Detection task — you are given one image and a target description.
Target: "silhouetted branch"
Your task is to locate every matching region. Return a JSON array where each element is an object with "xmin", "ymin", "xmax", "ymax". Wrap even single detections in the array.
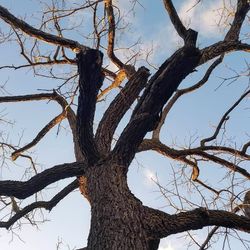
[
  {"xmin": 162, "ymin": 0, "xmax": 187, "ymax": 40},
  {"xmin": 200, "ymin": 41, "xmax": 250, "ymax": 65},
  {"xmin": 0, "ymin": 5, "xmax": 88, "ymax": 52},
  {"xmin": 199, "ymin": 226, "xmax": 220, "ymax": 250},
  {"xmin": 144, "ymin": 207, "xmax": 250, "ymax": 240},
  {"xmin": 0, "ymin": 179, "xmax": 78, "ymax": 229},
  {"xmin": 0, "ymin": 92, "xmax": 56, "ymax": 103},
  {"xmin": 0, "ymin": 162, "xmax": 86, "ymax": 199}
]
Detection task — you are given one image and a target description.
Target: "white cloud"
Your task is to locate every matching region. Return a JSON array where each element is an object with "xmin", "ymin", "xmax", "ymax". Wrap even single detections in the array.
[{"xmin": 178, "ymin": 0, "xmax": 236, "ymax": 39}]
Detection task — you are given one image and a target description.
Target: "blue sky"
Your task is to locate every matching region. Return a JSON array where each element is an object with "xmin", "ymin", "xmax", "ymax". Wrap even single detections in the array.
[{"xmin": 0, "ymin": 0, "xmax": 249, "ymax": 249}]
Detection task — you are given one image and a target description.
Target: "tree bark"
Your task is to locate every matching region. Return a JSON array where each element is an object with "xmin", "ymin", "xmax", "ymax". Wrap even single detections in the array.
[{"xmin": 86, "ymin": 162, "xmax": 154, "ymax": 250}]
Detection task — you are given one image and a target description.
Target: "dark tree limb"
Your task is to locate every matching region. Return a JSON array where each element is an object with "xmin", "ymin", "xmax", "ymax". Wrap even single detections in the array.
[
  {"xmin": 224, "ymin": 0, "xmax": 250, "ymax": 41},
  {"xmin": 153, "ymin": 55, "xmax": 223, "ymax": 139},
  {"xmin": 95, "ymin": 67, "xmax": 150, "ymax": 154},
  {"xmin": 0, "ymin": 5, "xmax": 88, "ymax": 52},
  {"xmin": 162, "ymin": 0, "xmax": 187, "ymax": 40},
  {"xmin": 162, "ymin": 0, "xmax": 198, "ymax": 46},
  {"xmin": 144, "ymin": 207, "xmax": 250, "ymax": 240},
  {"xmin": 199, "ymin": 41, "xmax": 250, "ymax": 65},
  {"xmin": 0, "ymin": 162, "xmax": 86, "ymax": 199},
  {"xmin": 199, "ymin": 0, "xmax": 249, "ymax": 64},
  {"xmin": 242, "ymin": 141, "xmax": 250, "ymax": 154},
  {"xmin": 201, "ymin": 89, "xmax": 250, "ymax": 146},
  {"xmin": 0, "ymin": 91, "xmax": 86, "ymax": 195},
  {"xmin": 0, "ymin": 179, "xmax": 78, "ymax": 229},
  {"xmin": 112, "ymin": 46, "xmax": 201, "ymax": 166},
  {"xmin": 76, "ymin": 49, "xmax": 104, "ymax": 164}
]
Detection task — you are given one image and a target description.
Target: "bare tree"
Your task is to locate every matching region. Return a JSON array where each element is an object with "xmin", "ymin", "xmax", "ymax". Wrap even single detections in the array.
[{"xmin": 0, "ymin": 0, "xmax": 250, "ymax": 249}]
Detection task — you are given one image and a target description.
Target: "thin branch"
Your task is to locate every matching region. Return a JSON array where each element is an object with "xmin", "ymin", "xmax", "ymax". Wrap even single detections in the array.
[
  {"xmin": 0, "ymin": 59, "xmax": 75, "ymax": 70},
  {"xmin": 102, "ymin": 68, "xmax": 117, "ymax": 79},
  {"xmin": 11, "ymin": 111, "xmax": 66, "ymax": 161},
  {"xmin": 199, "ymin": 226, "xmax": 220, "ymax": 250},
  {"xmin": 0, "ymin": 179, "xmax": 78, "ymax": 229},
  {"xmin": 0, "ymin": 92, "xmax": 56, "ymax": 103},
  {"xmin": 0, "ymin": 92, "xmax": 81, "ymax": 160},
  {"xmin": 0, "ymin": 5, "xmax": 88, "ymax": 52},
  {"xmin": 201, "ymin": 89, "xmax": 250, "ymax": 146},
  {"xmin": 104, "ymin": 0, "xmax": 124, "ymax": 69},
  {"xmin": 139, "ymin": 139, "xmax": 250, "ymax": 179},
  {"xmin": 0, "ymin": 162, "xmax": 86, "ymax": 199},
  {"xmin": 97, "ymin": 69, "xmax": 126, "ymax": 100}
]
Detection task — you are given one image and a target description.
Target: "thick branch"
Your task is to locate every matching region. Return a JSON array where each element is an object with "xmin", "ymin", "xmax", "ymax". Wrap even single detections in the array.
[
  {"xmin": 153, "ymin": 56, "xmax": 223, "ymax": 139},
  {"xmin": 112, "ymin": 46, "xmax": 200, "ymax": 166},
  {"xmin": 199, "ymin": 0, "xmax": 249, "ymax": 64},
  {"xmin": 144, "ymin": 207, "xmax": 250, "ymax": 239},
  {"xmin": 201, "ymin": 89, "xmax": 250, "ymax": 146},
  {"xmin": 162, "ymin": 0, "xmax": 186, "ymax": 39},
  {"xmin": 224, "ymin": 0, "xmax": 250, "ymax": 41},
  {"xmin": 76, "ymin": 49, "xmax": 104, "ymax": 164},
  {"xmin": 0, "ymin": 162, "xmax": 86, "ymax": 199},
  {"xmin": 0, "ymin": 5, "xmax": 88, "ymax": 52},
  {"xmin": 0, "ymin": 179, "xmax": 78, "ymax": 229},
  {"xmin": 95, "ymin": 67, "xmax": 150, "ymax": 154},
  {"xmin": 162, "ymin": 0, "xmax": 198, "ymax": 46},
  {"xmin": 199, "ymin": 41, "xmax": 250, "ymax": 65}
]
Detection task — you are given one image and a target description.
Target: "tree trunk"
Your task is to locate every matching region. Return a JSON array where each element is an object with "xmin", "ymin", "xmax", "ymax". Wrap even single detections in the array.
[{"xmin": 86, "ymin": 162, "xmax": 156, "ymax": 250}]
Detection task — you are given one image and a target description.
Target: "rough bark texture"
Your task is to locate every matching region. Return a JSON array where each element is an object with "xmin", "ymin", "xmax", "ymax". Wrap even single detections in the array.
[
  {"xmin": 0, "ymin": 1, "xmax": 249, "ymax": 248},
  {"xmin": 86, "ymin": 162, "xmax": 155, "ymax": 250}
]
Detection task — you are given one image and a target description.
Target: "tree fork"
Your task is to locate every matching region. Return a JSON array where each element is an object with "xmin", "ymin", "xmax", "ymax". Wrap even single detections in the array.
[{"xmin": 85, "ymin": 162, "xmax": 159, "ymax": 250}]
